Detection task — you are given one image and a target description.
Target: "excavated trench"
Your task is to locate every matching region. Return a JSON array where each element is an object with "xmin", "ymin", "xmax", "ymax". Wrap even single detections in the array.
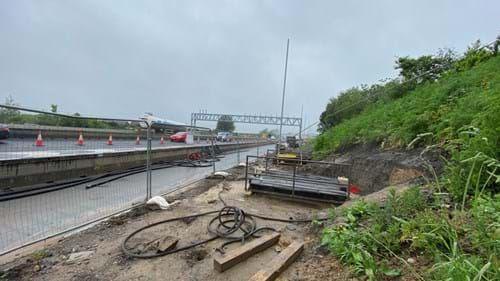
[{"xmin": 300, "ymin": 145, "xmax": 443, "ymax": 195}]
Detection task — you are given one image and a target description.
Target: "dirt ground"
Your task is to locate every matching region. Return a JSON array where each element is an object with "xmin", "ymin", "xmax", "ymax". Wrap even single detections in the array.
[
  {"xmin": 300, "ymin": 144, "xmax": 441, "ymax": 196},
  {"xmin": 0, "ymin": 163, "xmax": 411, "ymax": 281}
]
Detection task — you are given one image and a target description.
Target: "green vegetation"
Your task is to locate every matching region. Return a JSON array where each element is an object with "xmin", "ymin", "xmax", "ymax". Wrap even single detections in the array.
[
  {"xmin": 318, "ymin": 40, "xmax": 498, "ymax": 133},
  {"xmin": 215, "ymin": 114, "xmax": 235, "ymax": 132},
  {"xmin": 315, "ymin": 54, "xmax": 499, "ymax": 153},
  {"xmin": 259, "ymin": 128, "xmax": 278, "ymax": 138},
  {"xmin": 322, "ymin": 190, "xmax": 499, "ymax": 280},
  {"xmin": 31, "ymin": 249, "xmax": 51, "ymax": 261},
  {"xmin": 0, "ymin": 98, "xmax": 127, "ymax": 129},
  {"xmin": 316, "ymin": 39, "xmax": 500, "ymax": 280}
]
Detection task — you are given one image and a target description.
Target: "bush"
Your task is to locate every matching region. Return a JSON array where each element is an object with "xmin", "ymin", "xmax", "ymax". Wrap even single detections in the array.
[
  {"xmin": 322, "ymin": 200, "xmax": 401, "ymax": 280},
  {"xmin": 470, "ymin": 195, "xmax": 500, "ymax": 258},
  {"xmin": 322, "ymin": 189, "xmax": 500, "ymax": 280},
  {"xmin": 395, "ymin": 49, "xmax": 456, "ymax": 83},
  {"xmin": 454, "ymin": 40, "xmax": 496, "ymax": 72}
]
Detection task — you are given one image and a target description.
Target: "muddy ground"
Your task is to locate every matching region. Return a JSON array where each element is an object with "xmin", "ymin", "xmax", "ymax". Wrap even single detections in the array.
[{"xmin": 0, "ymin": 156, "xmax": 419, "ymax": 281}]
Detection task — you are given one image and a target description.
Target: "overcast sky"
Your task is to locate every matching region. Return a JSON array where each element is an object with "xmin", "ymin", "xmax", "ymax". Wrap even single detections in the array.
[{"xmin": 0, "ymin": 1, "xmax": 498, "ymax": 133}]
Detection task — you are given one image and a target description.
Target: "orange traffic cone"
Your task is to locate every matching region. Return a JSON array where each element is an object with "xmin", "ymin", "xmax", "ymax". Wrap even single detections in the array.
[
  {"xmin": 77, "ymin": 130, "xmax": 84, "ymax": 146},
  {"xmin": 135, "ymin": 135, "xmax": 140, "ymax": 145},
  {"xmin": 107, "ymin": 134, "xmax": 113, "ymax": 145},
  {"xmin": 160, "ymin": 136, "xmax": 165, "ymax": 145},
  {"xmin": 35, "ymin": 131, "xmax": 44, "ymax": 147}
]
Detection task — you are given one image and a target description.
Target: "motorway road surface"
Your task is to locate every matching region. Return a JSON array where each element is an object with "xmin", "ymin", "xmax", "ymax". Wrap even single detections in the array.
[
  {"xmin": 0, "ymin": 138, "xmax": 236, "ymax": 160},
  {"xmin": 0, "ymin": 144, "xmax": 273, "ymax": 253}
]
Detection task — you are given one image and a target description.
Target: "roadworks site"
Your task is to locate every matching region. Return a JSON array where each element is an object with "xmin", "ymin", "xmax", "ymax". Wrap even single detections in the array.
[
  {"xmin": 0, "ymin": 145, "xmax": 433, "ymax": 281},
  {"xmin": 2, "ymin": 41, "xmax": 499, "ymax": 281}
]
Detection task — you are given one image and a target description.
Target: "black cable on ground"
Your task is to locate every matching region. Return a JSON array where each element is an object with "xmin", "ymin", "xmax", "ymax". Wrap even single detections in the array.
[
  {"xmin": 121, "ymin": 210, "xmax": 220, "ymax": 259},
  {"xmin": 0, "ymin": 158, "xmax": 219, "ymax": 201},
  {"xmin": 86, "ymin": 160, "xmax": 214, "ymax": 189},
  {"xmin": 1, "ymin": 162, "xmax": 148, "ymax": 197},
  {"xmin": 121, "ymin": 181, "xmax": 329, "ymax": 259},
  {"xmin": 0, "ymin": 163, "xmax": 156, "ymax": 201}
]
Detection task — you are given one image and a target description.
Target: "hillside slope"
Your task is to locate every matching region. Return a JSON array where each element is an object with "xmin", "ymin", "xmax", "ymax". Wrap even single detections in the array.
[
  {"xmin": 315, "ymin": 55, "xmax": 500, "ymax": 156},
  {"xmin": 316, "ymin": 54, "xmax": 499, "ymax": 280}
]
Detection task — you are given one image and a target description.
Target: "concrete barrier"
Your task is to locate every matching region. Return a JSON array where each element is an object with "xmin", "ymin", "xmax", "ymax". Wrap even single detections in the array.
[
  {"xmin": 8, "ymin": 124, "xmax": 147, "ymax": 140},
  {"xmin": 7, "ymin": 124, "xmax": 261, "ymax": 142},
  {"xmin": 0, "ymin": 141, "xmax": 270, "ymax": 190}
]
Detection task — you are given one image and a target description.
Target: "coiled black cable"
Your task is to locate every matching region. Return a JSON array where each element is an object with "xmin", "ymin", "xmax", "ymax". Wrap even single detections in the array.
[
  {"xmin": 121, "ymin": 184, "xmax": 328, "ymax": 259},
  {"xmin": 121, "ymin": 205, "xmax": 284, "ymax": 258}
]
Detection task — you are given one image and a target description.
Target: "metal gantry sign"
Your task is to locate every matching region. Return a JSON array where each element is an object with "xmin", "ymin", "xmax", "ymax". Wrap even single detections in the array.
[{"xmin": 190, "ymin": 112, "xmax": 303, "ymax": 138}]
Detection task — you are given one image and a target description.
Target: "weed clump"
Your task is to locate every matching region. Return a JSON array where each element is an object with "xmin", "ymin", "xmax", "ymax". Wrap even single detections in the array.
[{"xmin": 322, "ymin": 190, "xmax": 499, "ymax": 280}]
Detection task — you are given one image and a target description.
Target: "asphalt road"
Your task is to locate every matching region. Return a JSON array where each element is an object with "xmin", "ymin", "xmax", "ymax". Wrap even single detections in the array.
[
  {"xmin": 0, "ymin": 144, "xmax": 273, "ymax": 254},
  {"xmin": 0, "ymin": 138, "xmax": 234, "ymax": 160}
]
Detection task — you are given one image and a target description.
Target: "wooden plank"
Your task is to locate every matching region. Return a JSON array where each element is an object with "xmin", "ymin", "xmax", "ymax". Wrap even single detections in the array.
[
  {"xmin": 248, "ymin": 241, "xmax": 304, "ymax": 281},
  {"xmin": 213, "ymin": 232, "xmax": 281, "ymax": 272}
]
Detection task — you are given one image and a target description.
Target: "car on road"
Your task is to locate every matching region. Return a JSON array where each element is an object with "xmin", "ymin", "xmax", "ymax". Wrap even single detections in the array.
[
  {"xmin": 169, "ymin": 131, "xmax": 188, "ymax": 142},
  {"xmin": 0, "ymin": 124, "xmax": 10, "ymax": 139},
  {"xmin": 216, "ymin": 131, "xmax": 233, "ymax": 142}
]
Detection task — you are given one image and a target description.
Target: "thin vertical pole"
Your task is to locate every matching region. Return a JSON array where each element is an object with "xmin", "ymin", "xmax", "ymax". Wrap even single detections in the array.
[
  {"xmin": 299, "ymin": 104, "xmax": 303, "ymax": 140},
  {"xmin": 146, "ymin": 125, "xmax": 152, "ymax": 199},
  {"xmin": 210, "ymin": 132, "xmax": 216, "ymax": 173},
  {"xmin": 277, "ymin": 38, "xmax": 290, "ymax": 154},
  {"xmin": 237, "ymin": 139, "xmax": 240, "ymax": 164},
  {"xmin": 244, "ymin": 155, "xmax": 249, "ymax": 191}
]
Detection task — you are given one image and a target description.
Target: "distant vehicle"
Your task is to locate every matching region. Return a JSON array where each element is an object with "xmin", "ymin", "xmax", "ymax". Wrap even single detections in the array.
[
  {"xmin": 286, "ymin": 136, "xmax": 299, "ymax": 148},
  {"xmin": 278, "ymin": 142, "xmax": 289, "ymax": 151},
  {"xmin": 169, "ymin": 131, "xmax": 188, "ymax": 142},
  {"xmin": 0, "ymin": 124, "xmax": 9, "ymax": 140},
  {"xmin": 216, "ymin": 132, "xmax": 233, "ymax": 142}
]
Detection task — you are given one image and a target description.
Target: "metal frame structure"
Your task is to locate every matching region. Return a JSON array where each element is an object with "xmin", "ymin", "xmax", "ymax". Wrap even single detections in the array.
[
  {"xmin": 244, "ymin": 155, "xmax": 352, "ymax": 204},
  {"xmin": 190, "ymin": 112, "xmax": 303, "ymax": 139}
]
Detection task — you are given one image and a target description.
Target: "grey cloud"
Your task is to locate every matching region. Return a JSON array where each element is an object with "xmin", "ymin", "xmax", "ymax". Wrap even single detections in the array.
[{"xmin": 1, "ymin": 0, "xmax": 498, "ymax": 133}]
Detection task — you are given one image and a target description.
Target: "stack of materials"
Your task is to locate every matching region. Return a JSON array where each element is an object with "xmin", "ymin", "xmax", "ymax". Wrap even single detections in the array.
[{"xmin": 249, "ymin": 169, "xmax": 349, "ymax": 203}]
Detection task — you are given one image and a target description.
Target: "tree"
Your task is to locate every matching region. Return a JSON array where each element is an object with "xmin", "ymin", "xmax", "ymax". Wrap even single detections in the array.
[
  {"xmin": 454, "ymin": 40, "xmax": 496, "ymax": 72},
  {"xmin": 215, "ymin": 115, "xmax": 235, "ymax": 132},
  {"xmin": 259, "ymin": 128, "xmax": 278, "ymax": 138},
  {"xmin": 259, "ymin": 128, "xmax": 269, "ymax": 138},
  {"xmin": 50, "ymin": 104, "xmax": 58, "ymax": 113},
  {"xmin": 0, "ymin": 95, "xmax": 20, "ymax": 123},
  {"xmin": 318, "ymin": 86, "xmax": 373, "ymax": 131},
  {"xmin": 395, "ymin": 49, "xmax": 456, "ymax": 84}
]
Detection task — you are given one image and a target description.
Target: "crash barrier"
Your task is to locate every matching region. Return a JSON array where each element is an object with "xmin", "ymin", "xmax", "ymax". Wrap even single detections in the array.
[{"xmin": 0, "ymin": 104, "xmax": 270, "ymax": 255}]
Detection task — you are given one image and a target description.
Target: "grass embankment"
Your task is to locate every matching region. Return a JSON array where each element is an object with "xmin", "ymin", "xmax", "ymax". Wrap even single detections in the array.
[{"xmin": 316, "ymin": 55, "xmax": 499, "ymax": 280}]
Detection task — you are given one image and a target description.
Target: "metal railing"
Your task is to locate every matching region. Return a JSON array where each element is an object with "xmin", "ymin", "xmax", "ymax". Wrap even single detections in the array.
[
  {"xmin": 244, "ymin": 155, "xmax": 352, "ymax": 203},
  {"xmin": 0, "ymin": 104, "xmax": 270, "ymax": 255}
]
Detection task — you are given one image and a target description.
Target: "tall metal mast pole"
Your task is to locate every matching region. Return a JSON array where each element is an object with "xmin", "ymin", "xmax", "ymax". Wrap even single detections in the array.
[
  {"xmin": 299, "ymin": 104, "xmax": 303, "ymax": 140},
  {"xmin": 277, "ymin": 38, "xmax": 290, "ymax": 153}
]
